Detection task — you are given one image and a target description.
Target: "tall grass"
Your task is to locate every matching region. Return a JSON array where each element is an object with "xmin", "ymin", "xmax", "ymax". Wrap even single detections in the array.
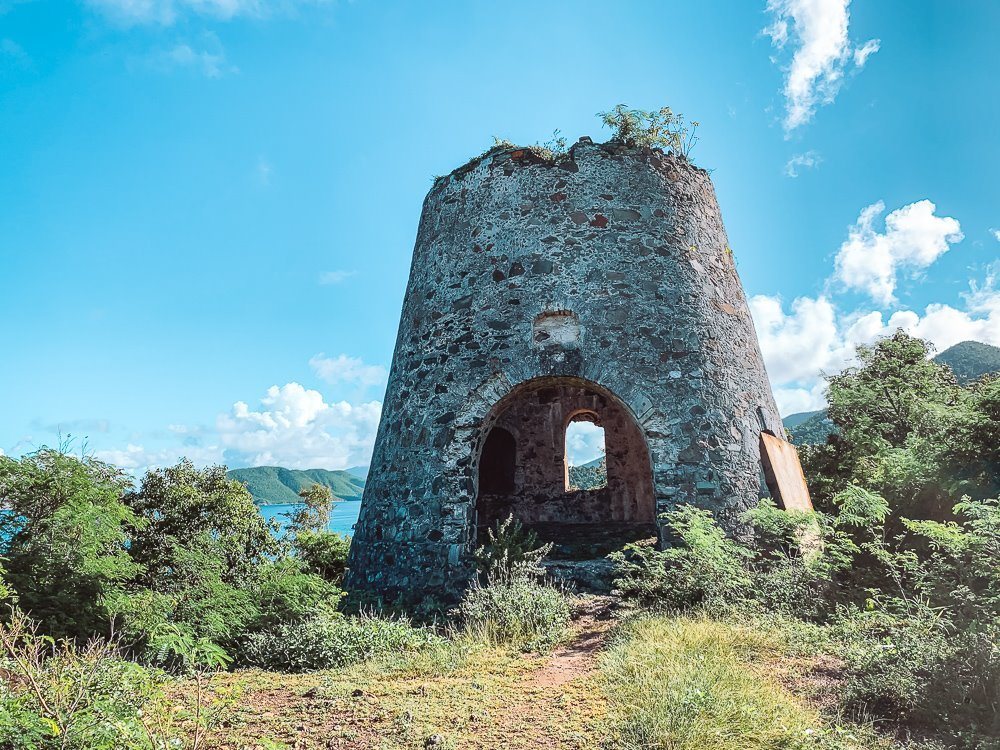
[{"xmin": 600, "ymin": 615, "xmax": 873, "ymax": 750}]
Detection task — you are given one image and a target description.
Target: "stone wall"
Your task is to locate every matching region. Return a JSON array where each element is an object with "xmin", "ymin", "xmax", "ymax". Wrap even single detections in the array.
[{"xmin": 346, "ymin": 138, "xmax": 784, "ymax": 604}]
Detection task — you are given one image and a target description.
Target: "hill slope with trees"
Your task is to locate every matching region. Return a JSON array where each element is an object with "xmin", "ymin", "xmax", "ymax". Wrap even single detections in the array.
[
  {"xmin": 227, "ymin": 466, "xmax": 364, "ymax": 505},
  {"xmin": 785, "ymin": 339, "xmax": 1000, "ymax": 444}
]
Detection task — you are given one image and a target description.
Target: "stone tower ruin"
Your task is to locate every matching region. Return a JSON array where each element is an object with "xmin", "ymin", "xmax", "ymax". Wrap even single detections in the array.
[{"xmin": 346, "ymin": 138, "xmax": 785, "ymax": 603}]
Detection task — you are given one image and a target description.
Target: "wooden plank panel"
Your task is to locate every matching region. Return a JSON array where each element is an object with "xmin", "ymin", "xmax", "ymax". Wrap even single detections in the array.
[{"xmin": 760, "ymin": 432, "xmax": 814, "ymax": 513}]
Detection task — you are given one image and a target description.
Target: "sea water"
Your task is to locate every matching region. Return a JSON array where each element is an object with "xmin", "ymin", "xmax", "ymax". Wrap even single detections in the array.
[{"xmin": 258, "ymin": 500, "xmax": 361, "ymax": 537}]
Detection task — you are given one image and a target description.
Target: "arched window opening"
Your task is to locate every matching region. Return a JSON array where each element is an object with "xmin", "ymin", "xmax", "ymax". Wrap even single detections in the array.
[
  {"xmin": 564, "ymin": 414, "xmax": 607, "ymax": 491},
  {"xmin": 480, "ymin": 427, "xmax": 516, "ymax": 494}
]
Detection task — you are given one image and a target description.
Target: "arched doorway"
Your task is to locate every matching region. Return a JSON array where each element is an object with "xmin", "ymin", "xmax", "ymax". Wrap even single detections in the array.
[{"xmin": 475, "ymin": 376, "xmax": 656, "ymax": 550}]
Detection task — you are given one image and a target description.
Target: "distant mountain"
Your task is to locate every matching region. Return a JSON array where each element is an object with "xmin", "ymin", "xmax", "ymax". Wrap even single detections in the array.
[
  {"xmin": 782, "ymin": 340, "xmax": 1000, "ymax": 445},
  {"xmin": 568, "ymin": 456, "xmax": 607, "ymax": 491},
  {"xmin": 934, "ymin": 340, "xmax": 1000, "ymax": 384},
  {"xmin": 782, "ymin": 410, "xmax": 824, "ymax": 429},
  {"xmin": 345, "ymin": 465, "xmax": 370, "ymax": 482},
  {"xmin": 785, "ymin": 411, "xmax": 836, "ymax": 446},
  {"xmin": 228, "ymin": 466, "xmax": 365, "ymax": 506}
]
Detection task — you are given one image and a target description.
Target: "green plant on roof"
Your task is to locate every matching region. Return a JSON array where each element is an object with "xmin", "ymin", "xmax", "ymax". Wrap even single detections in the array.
[{"xmin": 598, "ymin": 104, "xmax": 699, "ymax": 158}]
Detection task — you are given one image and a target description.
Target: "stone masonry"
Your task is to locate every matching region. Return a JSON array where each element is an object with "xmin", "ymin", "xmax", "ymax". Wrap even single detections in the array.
[{"xmin": 345, "ymin": 138, "xmax": 784, "ymax": 604}]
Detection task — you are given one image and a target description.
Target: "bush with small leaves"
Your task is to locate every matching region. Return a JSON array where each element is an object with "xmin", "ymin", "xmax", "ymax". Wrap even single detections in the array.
[
  {"xmin": 293, "ymin": 530, "xmax": 352, "ymax": 585},
  {"xmin": 242, "ymin": 612, "xmax": 441, "ymax": 672},
  {"xmin": 458, "ymin": 578, "xmax": 570, "ymax": 653},
  {"xmin": 473, "ymin": 514, "xmax": 553, "ymax": 585},
  {"xmin": 611, "ymin": 506, "xmax": 752, "ymax": 610},
  {"xmin": 0, "ymin": 607, "xmax": 225, "ymax": 750}
]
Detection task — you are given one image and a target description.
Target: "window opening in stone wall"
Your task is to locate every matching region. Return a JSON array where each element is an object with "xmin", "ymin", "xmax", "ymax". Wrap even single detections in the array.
[
  {"xmin": 480, "ymin": 426, "xmax": 516, "ymax": 494},
  {"xmin": 564, "ymin": 415, "xmax": 607, "ymax": 492}
]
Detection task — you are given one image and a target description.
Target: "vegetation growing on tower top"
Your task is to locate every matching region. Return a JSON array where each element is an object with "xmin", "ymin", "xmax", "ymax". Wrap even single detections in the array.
[{"xmin": 597, "ymin": 104, "xmax": 699, "ymax": 158}]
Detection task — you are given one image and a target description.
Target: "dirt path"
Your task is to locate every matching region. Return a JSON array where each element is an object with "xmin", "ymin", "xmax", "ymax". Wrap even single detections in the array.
[
  {"xmin": 189, "ymin": 598, "xmax": 616, "ymax": 749},
  {"xmin": 460, "ymin": 596, "xmax": 615, "ymax": 750}
]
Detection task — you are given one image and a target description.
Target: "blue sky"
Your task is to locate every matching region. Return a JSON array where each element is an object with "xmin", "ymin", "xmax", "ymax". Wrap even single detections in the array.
[{"xmin": 1, "ymin": 0, "xmax": 998, "ymax": 471}]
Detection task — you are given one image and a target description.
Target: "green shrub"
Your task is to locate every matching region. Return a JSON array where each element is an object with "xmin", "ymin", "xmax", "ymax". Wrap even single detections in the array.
[
  {"xmin": 611, "ymin": 506, "xmax": 752, "ymax": 610},
  {"xmin": 293, "ymin": 530, "xmax": 351, "ymax": 584},
  {"xmin": 473, "ymin": 514, "xmax": 552, "ymax": 585},
  {"xmin": 837, "ymin": 601, "xmax": 999, "ymax": 741},
  {"xmin": 458, "ymin": 577, "xmax": 570, "ymax": 653},
  {"xmin": 0, "ymin": 608, "xmax": 161, "ymax": 749},
  {"xmin": 249, "ymin": 558, "xmax": 342, "ymax": 631},
  {"xmin": 242, "ymin": 612, "xmax": 440, "ymax": 672},
  {"xmin": 597, "ymin": 104, "xmax": 699, "ymax": 157}
]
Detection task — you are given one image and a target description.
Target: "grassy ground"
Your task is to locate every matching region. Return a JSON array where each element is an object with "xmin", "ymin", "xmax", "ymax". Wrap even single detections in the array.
[
  {"xmin": 174, "ymin": 601, "xmax": 899, "ymax": 750},
  {"xmin": 600, "ymin": 614, "xmax": 890, "ymax": 750}
]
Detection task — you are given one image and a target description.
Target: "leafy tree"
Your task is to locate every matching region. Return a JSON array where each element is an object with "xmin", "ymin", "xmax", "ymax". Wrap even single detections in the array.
[
  {"xmin": 802, "ymin": 331, "xmax": 970, "ymax": 520},
  {"xmin": 120, "ymin": 461, "xmax": 277, "ymax": 651},
  {"xmin": 827, "ymin": 331, "xmax": 958, "ymax": 450},
  {"xmin": 940, "ymin": 375, "xmax": 1000, "ymax": 500},
  {"xmin": 125, "ymin": 461, "xmax": 275, "ymax": 588},
  {"xmin": 0, "ymin": 449, "xmax": 140, "ymax": 640},
  {"xmin": 287, "ymin": 483, "xmax": 334, "ymax": 536}
]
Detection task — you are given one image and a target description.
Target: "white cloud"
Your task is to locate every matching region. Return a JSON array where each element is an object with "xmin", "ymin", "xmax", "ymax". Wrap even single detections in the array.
[
  {"xmin": 853, "ymin": 38, "xmax": 880, "ymax": 67},
  {"xmin": 783, "ymin": 150, "xmax": 821, "ymax": 177},
  {"xmin": 765, "ymin": 0, "xmax": 880, "ymax": 132},
  {"xmin": 751, "ymin": 271, "xmax": 1000, "ymax": 415},
  {"xmin": 309, "ymin": 353, "xmax": 387, "ymax": 390},
  {"xmin": 94, "ymin": 442, "xmax": 222, "ymax": 471},
  {"xmin": 147, "ymin": 40, "xmax": 235, "ymax": 77},
  {"xmin": 318, "ymin": 270, "xmax": 355, "ymax": 285},
  {"xmin": 990, "ymin": 228, "xmax": 1000, "ymax": 242},
  {"xmin": 565, "ymin": 420, "xmax": 605, "ymax": 466},
  {"xmin": 216, "ymin": 382, "xmax": 381, "ymax": 469},
  {"xmin": 86, "ymin": 0, "xmax": 329, "ymax": 26},
  {"xmin": 833, "ymin": 200, "xmax": 963, "ymax": 306}
]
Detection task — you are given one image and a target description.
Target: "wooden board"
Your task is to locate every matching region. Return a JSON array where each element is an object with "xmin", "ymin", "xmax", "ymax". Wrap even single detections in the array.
[{"xmin": 760, "ymin": 432, "xmax": 814, "ymax": 513}]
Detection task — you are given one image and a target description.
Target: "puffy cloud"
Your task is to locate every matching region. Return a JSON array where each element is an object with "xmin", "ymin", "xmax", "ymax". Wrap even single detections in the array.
[
  {"xmin": 216, "ymin": 382, "xmax": 381, "ymax": 469},
  {"xmin": 833, "ymin": 200, "xmax": 963, "ymax": 306},
  {"xmin": 565, "ymin": 420, "xmax": 605, "ymax": 466},
  {"xmin": 309, "ymin": 353, "xmax": 387, "ymax": 390},
  {"xmin": 783, "ymin": 150, "xmax": 821, "ymax": 177},
  {"xmin": 318, "ymin": 270, "xmax": 355, "ymax": 285},
  {"xmin": 86, "ymin": 0, "xmax": 329, "ymax": 26},
  {"xmin": 751, "ymin": 272, "xmax": 1000, "ymax": 415},
  {"xmin": 765, "ymin": 0, "xmax": 880, "ymax": 132},
  {"xmin": 94, "ymin": 442, "xmax": 222, "ymax": 471},
  {"xmin": 991, "ymin": 228, "xmax": 1000, "ymax": 242}
]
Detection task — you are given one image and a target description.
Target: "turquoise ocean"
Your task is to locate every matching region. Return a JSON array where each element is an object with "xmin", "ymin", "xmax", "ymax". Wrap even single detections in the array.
[{"xmin": 258, "ymin": 500, "xmax": 361, "ymax": 537}]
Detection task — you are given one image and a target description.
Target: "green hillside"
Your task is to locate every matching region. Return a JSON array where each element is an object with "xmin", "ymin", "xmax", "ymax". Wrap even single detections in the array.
[
  {"xmin": 781, "ymin": 409, "xmax": 823, "ymax": 429},
  {"xmin": 568, "ymin": 456, "xmax": 607, "ymax": 491},
  {"xmin": 227, "ymin": 466, "xmax": 365, "ymax": 505},
  {"xmin": 783, "ymin": 340, "xmax": 1000, "ymax": 445},
  {"xmin": 934, "ymin": 340, "xmax": 1000, "ymax": 384},
  {"xmin": 785, "ymin": 410, "xmax": 836, "ymax": 445}
]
